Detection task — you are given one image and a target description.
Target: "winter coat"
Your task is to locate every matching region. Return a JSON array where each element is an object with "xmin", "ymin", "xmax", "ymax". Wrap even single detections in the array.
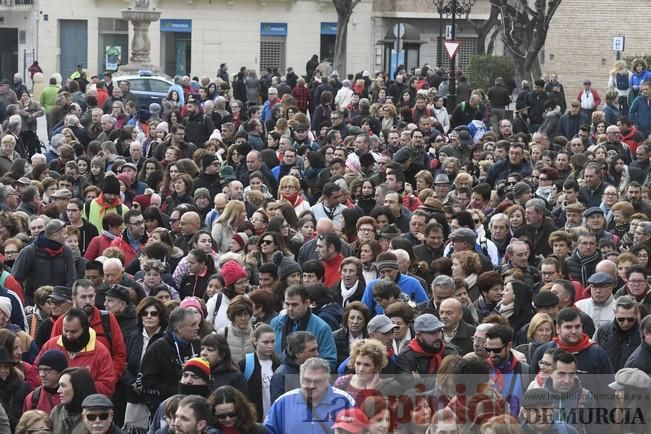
[
  {"xmin": 110, "ymin": 230, "xmax": 147, "ymax": 268},
  {"xmin": 84, "ymin": 233, "xmax": 115, "ymax": 261},
  {"xmin": 217, "ymin": 324, "xmax": 254, "ymax": 364},
  {"xmin": 123, "ymin": 327, "xmax": 165, "ymax": 403},
  {"xmin": 512, "ymin": 221, "xmax": 557, "ymax": 257},
  {"xmin": 566, "ymin": 250, "xmax": 601, "ymax": 287},
  {"xmin": 238, "ymin": 353, "xmax": 280, "ymax": 421},
  {"xmin": 11, "ymin": 233, "xmax": 76, "ymax": 302},
  {"xmin": 38, "ymin": 328, "xmax": 117, "ymax": 396},
  {"xmin": 209, "ymin": 360, "xmax": 248, "ymax": 395},
  {"xmin": 271, "ymin": 311, "xmax": 337, "ymax": 370},
  {"xmin": 0, "ymin": 373, "xmax": 31, "ymax": 430},
  {"xmin": 594, "ymin": 319, "xmax": 641, "ymax": 371},
  {"xmin": 396, "ymin": 340, "xmax": 459, "ymax": 390},
  {"xmin": 312, "ymin": 302, "xmax": 343, "ymax": 331},
  {"xmin": 625, "ymin": 340, "xmax": 651, "ymax": 374},
  {"xmin": 270, "ymin": 354, "xmax": 300, "ymax": 402},
  {"xmin": 50, "ymin": 405, "xmax": 86, "ymax": 434},
  {"xmin": 140, "ymin": 331, "xmax": 200, "ymax": 412},
  {"xmin": 543, "ymin": 376, "xmax": 595, "ymax": 433}
]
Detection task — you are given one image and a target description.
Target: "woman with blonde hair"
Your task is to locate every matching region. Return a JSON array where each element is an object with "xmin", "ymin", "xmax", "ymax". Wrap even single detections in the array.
[
  {"xmin": 608, "ymin": 59, "xmax": 632, "ymax": 114},
  {"xmin": 211, "ymin": 200, "xmax": 246, "ymax": 253},
  {"xmin": 514, "ymin": 312, "xmax": 555, "ymax": 363},
  {"xmin": 451, "ymin": 250, "xmax": 482, "ymax": 300},
  {"xmin": 278, "ymin": 175, "xmax": 310, "ymax": 216},
  {"xmin": 334, "ymin": 339, "xmax": 391, "ymax": 402},
  {"xmin": 15, "ymin": 410, "xmax": 52, "ymax": 434}
]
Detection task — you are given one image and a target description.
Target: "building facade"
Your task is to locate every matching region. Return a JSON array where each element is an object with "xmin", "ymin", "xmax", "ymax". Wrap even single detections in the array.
[
  {"xmin": 0, "ymin": 0, "xmax": 38, "ymax": 81},
  {"xmin": 32, "ymin": 0, "xmax": 373, "ymax": 81}
]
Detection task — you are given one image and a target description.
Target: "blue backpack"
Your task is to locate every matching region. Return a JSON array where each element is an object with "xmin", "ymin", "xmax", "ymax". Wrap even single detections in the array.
[{"xmin": 243, "ymin": 353, "xmax": 255, "ymax": 381}]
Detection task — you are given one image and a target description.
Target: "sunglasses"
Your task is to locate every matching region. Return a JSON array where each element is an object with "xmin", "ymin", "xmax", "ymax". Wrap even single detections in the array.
[
  {"xmin": 616, "ymin": 317, "xmax": 636, "ymax": 323},
  {"xmin": 142, "ymin": 310, "xmax": 159, "ymax": 317},
  {"xmin": 261, "ymin": 239, "xmax": 274, "ymax": 245},
  {"xmin": 215, "ymin": 412, "xmax": 238, "ymax": 420},
  {"xmin": 484, "ymin": 345, "xmax": 505, "ymax": 354},
  {"xmin": 85, "ymin": 413, "xmax": 110, "ymax": 422}
]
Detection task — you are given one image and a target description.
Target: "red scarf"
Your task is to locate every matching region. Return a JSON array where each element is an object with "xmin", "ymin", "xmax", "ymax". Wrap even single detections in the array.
[
  {"xmin": 96, "ymin": 193, "xmax": 122, "ymax": 216},
  {"xmin": 488, "ymin": 355, "xmax": 518, "ymax": 392},
  {"xmin": 282, "ymin": 191, "xmax": 303, "ymax": 207},
  {"xmin": 407, "ymin": 339, "xmax": 444, "ymax": 374},
  {"xmin": 553, "ymin": 333, "xmax": 593, "ymax": 354}
]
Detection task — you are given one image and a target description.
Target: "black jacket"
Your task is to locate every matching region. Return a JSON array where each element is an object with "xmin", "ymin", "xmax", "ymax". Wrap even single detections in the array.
[
  {"xmin": 116, "ymin": 303, "xmax": 138, "ymax": 339},
  {"xmin": 238, "ymin": 353, "xmax": 280, "ymax": 422},
  {"xmin": 396, "ymin": 340, "xmax": 459, "ymax": 389},
  {"xmin": 270, "ymin": 353, "xmax": 299, "ymax": 402},
  {"xmin": 595, "ymin": 319, "xmax": 641, "ymax": 371},
  {"xmin": 141, "ymin": 331, "xmax": 200, "ymax": 411},
  {"xmin": 184, "ymin": 112, "xmax": 215, "ymax": 147},
  {"xmin": 449, "ymin": 320, "xmax": 476, "ymax": 356},
  {"xmin": 513, "ymin": 220, "xmax": 557, "ymax": 257},
  {"xmin": 0, "ymin": 373, "xmax": 31, "ymax": 430},
  {"xmin": 625, "ymin": 340, "xmax": 651, "ymax": 374},
  {"xmin": 123, "ymin": 327, "xmax": 165, "ymax": 403},
  {"xmin": 191, "ymin": 172, "xmax": 221, "ymax": 201},
  {"xmin": 209, "ymin": 360, "xmax": 248, "ymax": 395}
]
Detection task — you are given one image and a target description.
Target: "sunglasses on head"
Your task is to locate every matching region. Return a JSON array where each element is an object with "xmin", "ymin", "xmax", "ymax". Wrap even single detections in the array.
[{"xmin": 85, "ymin": 413, "xmax": 110, "ymax": 422}]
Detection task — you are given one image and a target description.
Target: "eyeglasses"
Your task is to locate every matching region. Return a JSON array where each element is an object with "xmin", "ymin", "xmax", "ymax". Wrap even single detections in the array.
[
  {"xmin": 616, "ymin": 317, "xmax": 636, "ymax": 323},
  {"xmin": 38, "ymin": 367, "xmax": 54, "ymax": 375},
  {"xmin": 215, "ymin": 412, "xmax": 238, "ymax": 420},
  {"xmin": 84, "ymin": 413, "xmax": 110, "ymax": 422},
  {"xmin": 130, "ymin": 220, "xmax": 144, "ymax": 226},
  {"xmin": 142, "ymin": 310, "xmax": 159, "ymax": 317},
  {"xmin": 261, "ymin": 239, "xmax": 274, "ymax": 245},
  {"xmin": 358, "ymin": 228, "xmax": 374, "ymax": 233},
  {"xmin": 484, "ymin": 345, "xmax": 505, "ymax": 354}
]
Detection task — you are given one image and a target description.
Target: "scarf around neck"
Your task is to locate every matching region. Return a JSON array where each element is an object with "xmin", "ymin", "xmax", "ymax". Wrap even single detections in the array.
[
  {"xmin": 553, "ymin": 333, "xmax": 593, "ymax": 354},
  {"xmin": 407, "ymin": 338, "xmax": 445, "ymax": 374},
  {"xmin": 488, "ymin": 355, "xmax": 519, "ymax": 392},
  {"xmin": 281, "ymin": 308, "xmax": 312, "ymax": 350},
  {"xmin": 340, "ymin": 280, "xmax": 359, "ymax": 306},
  {"xmin": 36, "ymin": 233, "xmax": 64, "ymax": 256},
  {"xmin": 282, "ymin": 191, "xmax": 303, "ymax": 207},
  {"xmin": 96, "ymin": 193, "xmax": 122, "ymax": 216},
  {"xmin": 102, "ymin": 230, "xmax": 118, "ymax": 240}
]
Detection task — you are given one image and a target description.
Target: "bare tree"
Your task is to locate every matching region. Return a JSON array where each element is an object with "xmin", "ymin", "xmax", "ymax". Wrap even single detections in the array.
[
  {"xmin": 333, "ymin": 0, "xmax": 362, "ymax": 76},
  {"xmin": 466, "ymin": 3, "xmax": 501, "ymax": 55},
  {"xmin": 492, "ymin": 0, "xmax": 561, "ymax": 83}
]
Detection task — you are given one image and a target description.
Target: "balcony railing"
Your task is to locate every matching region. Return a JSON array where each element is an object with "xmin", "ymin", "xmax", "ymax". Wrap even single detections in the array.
[{"xmin": 0, "ymin": 0, "xmax": 34, "ymax": 9}]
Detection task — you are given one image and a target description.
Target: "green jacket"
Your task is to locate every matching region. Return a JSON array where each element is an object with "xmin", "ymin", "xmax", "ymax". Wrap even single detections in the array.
[{"xmin": 40, "ymin": 84, "xmax": 59, "ymax": 114}]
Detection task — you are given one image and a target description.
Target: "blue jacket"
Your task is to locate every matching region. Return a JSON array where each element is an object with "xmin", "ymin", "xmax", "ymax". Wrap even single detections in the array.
[
  {"xmin": 270, "ymin": 353, "xmax": 300, "ymax": 402},
  {"xmin": 264, "ymin": 386, "xmax": 355, "ymax": 434},
  {"xmin": 271, "ymin": 312, "xmax": 337, "ymax": 370},
  {"xmin": 629, "ymin": 95, "xmax": 651, "ymax": 135},
  {"xmin": 361, "ymin": 273, "xmax": 428, "ymax": 314},
  {"xmin": 630, "ymin": 70, "xmax": 651, "ymax": 89}
]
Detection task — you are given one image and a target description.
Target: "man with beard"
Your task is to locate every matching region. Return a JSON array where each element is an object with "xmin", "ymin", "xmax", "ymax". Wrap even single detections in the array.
[
  {"xmin": 38, "ymin": 307, "xmax": 116, "ymax": 395},
  {"xmin": 625, "ymin": 182, "xmax": 651, "ymax": 219},
  {"xmin": 191, "ymin": 154, "xmax": 220, "ymax": 201},
  {"xmin": 141, "ymin": 307, "xmax": 201, "ymax": 412},
  {"xmin": 265, "ymin": 357, "xmax": 355, "ymax": 434},
  {"xmin": 50, "ymin": 279, "xmax": 126, "ymax": 381},
  {"xmin": 530, "ymin": 308, "xmax": 613, "ymax": 407},
  {"xmin": 396, "ymin": 313, "xmax": 458, "ymax": 390},
  {"xmin": 485, "ymin": 324, "xmax": 530, "ymax": 417}
]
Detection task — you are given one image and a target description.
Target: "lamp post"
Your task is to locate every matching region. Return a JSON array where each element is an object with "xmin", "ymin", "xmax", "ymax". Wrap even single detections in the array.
[{"xmin": 434, "ymin": 0, "xmax": 474, "ymax": 110}]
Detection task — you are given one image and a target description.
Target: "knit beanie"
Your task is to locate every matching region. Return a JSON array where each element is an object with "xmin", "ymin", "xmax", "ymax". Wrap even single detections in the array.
[
  {"xmin": 180, "ymin": 297, "xmax": 205, "ymax": 320},
  {"xmin": 156, "ymin": 121, "xmax": 169, "ymax": 133},
  {"xmin": 220, "ymin": 260, "xmax": 248, "ymax": 287},
  {"xmin": 38, "ymin": 349, "xmax": 69, "ymax": 373},
  {"xmin": 231, "ymin": 232, "xmax": 248, "ymax": 250},
  {"xmin": 0, "ymin": 296, "xmax": 11, "ymax": 319},
  {"xmin": 103, "ymin": 175, "xmax": 121, "ymax": 195},
  {"xmin": 182, "ymin": 357, "xmax": 211, "ymax": 383},
  {"xmin": 117, "ymin": 173, "xmax": 132, "ymax": 188},
  {"xmin": 273, "ymin": 251, "xmax": 302, "ymax": 282}
]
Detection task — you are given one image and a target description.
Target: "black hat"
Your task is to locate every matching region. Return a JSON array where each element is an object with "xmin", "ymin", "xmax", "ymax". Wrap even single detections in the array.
[
  {"xmin": 533, "ymin": 291, "xmax": 559, "ymax": 308},
  {"xmin": 294, "ymin": 124, "xmax": 307, "ymax": 132},
  {"xmin": 202, "ymin": 154, "xmax": 219, "ymax": 169},
  {"xmin": 49, "ymin": 286, "xmax": 72, "ymax": 303},
  {"xmin": 38, "ymin": 349, "xmax": 68, "ymax": 372},
  {"xmin": 105, "ymin": 285, "xmax": 130, "ymax": 304},
  {"xmin": 236, "ymin": 142, "xmax": 252, "ymax": 156},
  {"xmin": 103, "ymin": 175, "xmax": 121, "ymax": 195},
  {"xmin": 522, "ymin": 389, "xmax": 553, "ymax": 408},
  {"xmin": 82, "ymin": 394, "xmax": 114, "ymax": 410},
  {"xmin": 394, "ymin": 147, "xmax": 412, "ymax": 163}
]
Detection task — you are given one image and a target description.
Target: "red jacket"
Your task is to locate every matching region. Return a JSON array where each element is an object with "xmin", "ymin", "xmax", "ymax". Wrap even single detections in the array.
[
  {"xmin": 38, "ymin": 328, "xmax": 116, "ymax": 396},
  {"xmin": 0, "ymin": 270, "xmax": 24, "ymax": 303},
  {"xmin": 96, "ymin": 88, "xmax": 110, "ymax": 110},
  {"xmin": 84, "ymin": 234, "xmax": 114, "ymax": 261},
  {"xmin": 51, "ymin": 306, "xmax": 126, "ymax": 379},
  {"xmin": 110, "ymin": 232, "xmax": 144, "ymax": 267},
  {"xmin": 22, "ymin": 361, "xmax": 40, "ymax": 389},
  {"xmin": 322, "ymin": 253, "xmax": 344, "ymax": 287},
  {"xmin": 23, "ymin": 386, "xmax": 61, "ymax": 414}
]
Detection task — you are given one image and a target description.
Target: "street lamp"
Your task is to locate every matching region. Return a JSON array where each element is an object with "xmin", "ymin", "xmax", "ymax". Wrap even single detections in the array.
[{"xmin": 434, "ymin": 0, "xmax": 474, "ymax": 110}]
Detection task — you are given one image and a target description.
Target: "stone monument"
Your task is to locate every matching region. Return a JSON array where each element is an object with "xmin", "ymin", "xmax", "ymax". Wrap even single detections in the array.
[{"xmin": 118, "ymin": 0, "xmax": 162, "ymax": 74}]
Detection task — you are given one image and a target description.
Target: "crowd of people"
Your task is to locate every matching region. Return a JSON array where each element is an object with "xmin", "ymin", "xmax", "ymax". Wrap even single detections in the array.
[{"xmin": 1, "ymin": 55, "xmax": 651, "ymax": 434}]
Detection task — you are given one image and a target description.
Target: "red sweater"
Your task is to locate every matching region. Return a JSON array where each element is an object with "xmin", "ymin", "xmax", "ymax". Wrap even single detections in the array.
[{"xmin": 322, "ymin": 253, "xmax": 344, "ymax": 287}]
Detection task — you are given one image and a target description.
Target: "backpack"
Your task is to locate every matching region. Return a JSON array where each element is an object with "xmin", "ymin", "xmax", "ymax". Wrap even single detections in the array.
[
  {"xmin": 96, "ymin": 309, "xmax": 113, "ymax": 344},
  {"xmin": 615, "ymin": 72, "xmax": 630, "ymax": 91},
  {"xmin": 210, "ymin": 293, "xmax": 223, "ymax": 326},
  {"xmin": 30, "ymin": 386, "xmax": 41, "ymax": 408},
  {"xmin": 243, "ymin": 352, "xmax": 256, "ymax": 382}
]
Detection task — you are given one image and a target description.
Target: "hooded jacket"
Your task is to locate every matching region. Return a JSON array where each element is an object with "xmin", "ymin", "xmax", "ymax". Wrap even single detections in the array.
[{"xmin": 38, "ymin": 328, "xmax": 117, "ymax": 396}]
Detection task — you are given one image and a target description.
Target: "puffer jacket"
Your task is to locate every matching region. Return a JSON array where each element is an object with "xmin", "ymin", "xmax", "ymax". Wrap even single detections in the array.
[{"xmin": 217, "ymin": 324, "xmax": 254, "ymax": 364}]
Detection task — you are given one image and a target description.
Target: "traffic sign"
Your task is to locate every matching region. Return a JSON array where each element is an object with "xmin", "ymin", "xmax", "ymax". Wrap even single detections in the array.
[
  {"xmin": 444, "ymin": 40, "xmax": 461, "ymax": 59},
  {"xmin": 612, "ymin": 35, "xmax": 625, "ymax": 52}
]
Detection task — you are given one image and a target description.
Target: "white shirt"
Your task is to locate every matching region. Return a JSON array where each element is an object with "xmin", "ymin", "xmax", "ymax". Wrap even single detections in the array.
[{"xmin": 260, "ymin": 358, "xmax": 274, "ymax": 416}]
